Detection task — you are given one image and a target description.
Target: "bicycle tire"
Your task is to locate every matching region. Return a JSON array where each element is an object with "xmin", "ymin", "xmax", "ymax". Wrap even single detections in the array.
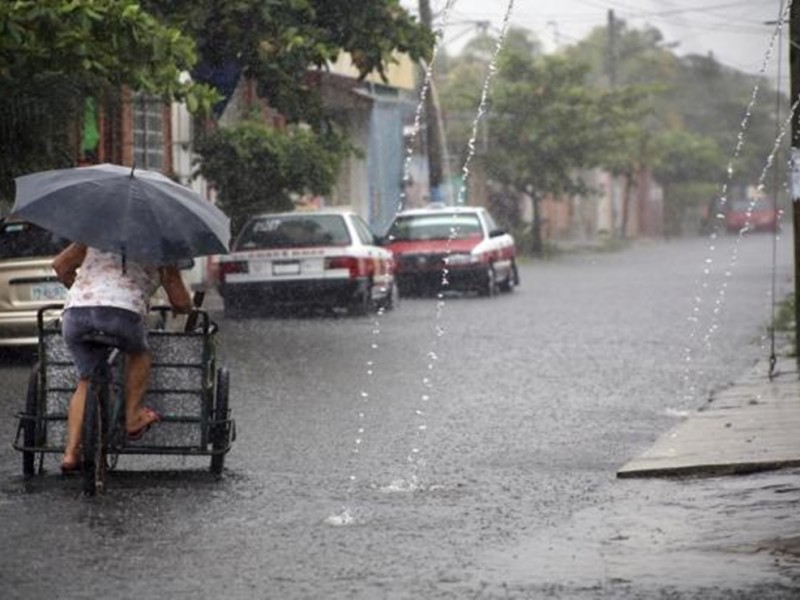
[
  {"xmin": 210, "ymin": 367, "xmax": 230, "ymax": 476},
  {"xmin": 81, "ymin": 378, "xmax": 106, "ymax": 496}
]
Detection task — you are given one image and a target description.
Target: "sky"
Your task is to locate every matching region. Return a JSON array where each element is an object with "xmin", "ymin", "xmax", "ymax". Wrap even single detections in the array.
[{"xmin": 401, "ymin": 0, "xmax": 788, "ymax": 88}]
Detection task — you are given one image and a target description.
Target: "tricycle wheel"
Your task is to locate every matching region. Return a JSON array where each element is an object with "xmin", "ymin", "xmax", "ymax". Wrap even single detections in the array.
[
  {"xmin": 22, "ymin": 364, "xmax": 39, "ymax": 478},
  {"xmin": 81, "ymin": 381, "xmax": 106, "ymax": 496},
  {"xmin": 210, "ymin": 367, "xmax": 230, "ymax": 476}
]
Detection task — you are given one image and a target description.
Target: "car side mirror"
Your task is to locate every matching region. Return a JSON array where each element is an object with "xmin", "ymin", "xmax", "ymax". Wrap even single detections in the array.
[{"xmin": 489, "ymin": 228, "xmax": 507, "ymax": 238}]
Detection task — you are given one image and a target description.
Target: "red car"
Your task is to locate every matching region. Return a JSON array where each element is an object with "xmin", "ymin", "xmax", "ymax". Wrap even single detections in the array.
[
  {"xmin": 725, "ymin": 197, "xmax": 780, "ymax": 234},
  {"xmin": 383, "ymin": 206, "xmax": 519, "ymax": 297}
]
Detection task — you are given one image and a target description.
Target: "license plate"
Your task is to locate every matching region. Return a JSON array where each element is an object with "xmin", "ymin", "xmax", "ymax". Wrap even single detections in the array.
[
  {"xmin": 31, "ymin": 282, "xmax": 67, "ymax": 301},
  {"xmin": 273, "ymin": 261, "xmax": 300, "ymax": 276}
]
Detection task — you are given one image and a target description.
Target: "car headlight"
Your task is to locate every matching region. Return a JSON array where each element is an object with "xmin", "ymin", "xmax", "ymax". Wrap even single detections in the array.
[{"xmin": 444, "ymin": 253, "xmax": 478, "ymax": 266}]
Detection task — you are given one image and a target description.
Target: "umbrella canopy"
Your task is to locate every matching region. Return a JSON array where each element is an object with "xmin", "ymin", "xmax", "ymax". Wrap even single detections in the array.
[{"xmin": 11, "ymin": 163, "xmax": 230, "ymax": 265}]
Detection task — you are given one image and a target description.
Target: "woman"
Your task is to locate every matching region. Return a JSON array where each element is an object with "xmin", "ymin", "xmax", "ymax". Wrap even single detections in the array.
[{"xmin": 53, "ymin": 243, "xmax": 192, "ymax": 472}]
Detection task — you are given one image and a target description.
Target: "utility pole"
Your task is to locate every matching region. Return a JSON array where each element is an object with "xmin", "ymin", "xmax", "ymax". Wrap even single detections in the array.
[
  {"xmin": 790, "ymin": 1, "xmax": 800, "ymax": 368},
  {"xmin": 419, "ymin": 0, "xmax": 444, "ymax": 202},
  {"xmin": 607, "ymin": 9, "xmax": 617, "ymax": 88}
]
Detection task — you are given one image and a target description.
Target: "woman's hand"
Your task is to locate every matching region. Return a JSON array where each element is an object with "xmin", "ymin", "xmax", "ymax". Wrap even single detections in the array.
[
  {"xmin": 159, "ymin": 265, "xmax": 192, "ymax": 314},
  {"xmin": 52, "ymin": 243, "xmax": 87, "ymax": 288}
]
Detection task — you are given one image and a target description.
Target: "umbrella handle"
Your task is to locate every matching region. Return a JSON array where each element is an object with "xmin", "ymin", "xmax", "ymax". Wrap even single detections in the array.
[{"xmin": 183, "ymin": 291, "xmax": 206, "ymax": 333}]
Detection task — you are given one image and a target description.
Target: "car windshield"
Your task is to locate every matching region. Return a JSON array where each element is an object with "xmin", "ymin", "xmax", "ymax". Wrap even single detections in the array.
[
  {"xmin": 235, "ymin": 214, "xmax": 352, "ymax": 249},
  {"xmin": 730, "ymin": 198, "xmax": 772, "ymax": 212},
  {"xmin": 0, "ymin": 221, "xmax": 70, "ymax": 259},
  {"xmin": 388, "ymin": 213, "xmax": 483, "ymax": 242}
]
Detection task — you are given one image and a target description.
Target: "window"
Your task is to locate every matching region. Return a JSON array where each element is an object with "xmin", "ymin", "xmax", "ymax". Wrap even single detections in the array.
[
  {"xmin": 236, "ymin": 215, "xmax": 352, "ymax": 250},
  {"xmin": 388, "ymin": 213, "xmax": 483, "ymax": 242},
  {"xmin": 0, "ymin": 221, "xmax": 70, "ymax": 259},
  {"xmin": 132, "ymin": 94, "xmax": 164, "ymax": 170},
  {"xmin": 352, "ymin": 216, "xmax": 377, "ymax": 245}
]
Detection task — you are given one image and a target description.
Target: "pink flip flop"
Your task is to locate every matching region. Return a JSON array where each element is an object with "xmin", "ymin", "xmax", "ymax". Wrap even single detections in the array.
[{"xmin": 127, "ymin": 407, "xmax": 162, "ymax": 441}]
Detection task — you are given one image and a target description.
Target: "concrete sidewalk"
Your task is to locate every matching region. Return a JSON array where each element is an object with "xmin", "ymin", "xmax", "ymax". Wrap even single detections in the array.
[{"xmin": 618, "ymin": 355, "xmax": 800, "ymax": 478}]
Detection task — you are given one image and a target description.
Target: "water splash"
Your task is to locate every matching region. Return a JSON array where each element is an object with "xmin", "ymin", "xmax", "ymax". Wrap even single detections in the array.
[
  {"xmin": 403, "ymin": 0, "xmax": 517, "ymax": 489},
  {"xmin": 333, "ymin": 2, "xmax": 458, "ymax": 519},
  {"xmin": 325, "ymin": 507, "xmax": 356, "ymax": 527},
  {"xmin": 380, "ymin": 476, "xmax": 422, "ymax": 494},
  {"xmin": 698, "ymin": 93, "xmax": 799, "ymax": 356},
  {"xmin": 680, "ymin": 4, "xmax": 790, "ymax": 400}
]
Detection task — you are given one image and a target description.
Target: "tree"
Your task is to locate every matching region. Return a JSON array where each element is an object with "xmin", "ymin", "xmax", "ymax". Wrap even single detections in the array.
[
  {"xmin": 651, "ymin": 129, "xmax": 725, "ymax": 236},
  {"xmin": 143, "ymin": 0, "xmax": 433, "ymax": 126},
  {"xmin": 484, "ymin": 47, "xmax": 647, "ymax": 254},
  {"xmin": 141, "ymin": 0, "xmax": 434, "ymax": 221},
  {"xmin": 0, "ymin": 0, "xmax": 217, "ymax": 202},
  {"xmin": 569, "ymin": 19, "xmax": 789, "ymax": 207},
  {"xmin": 194, "ymin": 120, "xmax": 349, "ymax": 232}
]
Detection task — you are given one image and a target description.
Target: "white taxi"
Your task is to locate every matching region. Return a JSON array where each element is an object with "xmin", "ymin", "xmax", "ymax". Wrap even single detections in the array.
[{"xmin": 217, "ymin": 210, "xmax": 395, "ymax": 317}]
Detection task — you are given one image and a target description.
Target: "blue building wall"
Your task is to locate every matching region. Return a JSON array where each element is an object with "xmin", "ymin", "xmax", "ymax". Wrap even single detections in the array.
[{"xmin": 365, "ymin": 88, "xmax": 417, "ymax": 233}]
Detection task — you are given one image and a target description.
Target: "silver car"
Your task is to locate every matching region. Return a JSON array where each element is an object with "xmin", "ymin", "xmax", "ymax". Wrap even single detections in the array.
[{"xmin": 0, "ymin": 220, "xmax": 70, "ymax": 346}]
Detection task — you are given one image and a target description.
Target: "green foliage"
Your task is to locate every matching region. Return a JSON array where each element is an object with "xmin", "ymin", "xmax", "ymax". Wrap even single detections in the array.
[
  {"xmin": 651, "ymin": 129, "xmax": 725, "ymax": 185},
  {"xmin": 143, "ymin": 0, "xmax": 434, "ymax": 126},
  {"xmin": 0, "ymin": 0, "xmax": 218, "ymax": 204},
  {"xmin": 140, "ymin": 0, "xmax": 433, "ymax": 223},
  {"xmin": 0, "ymin": 0, "xmax": 215, "ymax": 106},
  {"xmin": 568, "ymin": 18, "xmax": 788, "ymax": 197},
  {"xmin": 194, "ymin": 121, "xmax": 349, "ymax": 233}
]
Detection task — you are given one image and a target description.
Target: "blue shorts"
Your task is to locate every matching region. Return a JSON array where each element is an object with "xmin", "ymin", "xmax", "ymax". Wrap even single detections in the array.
[{"xmin": 61, "ymin": 307, "xmax": 149, "ymax": 378}]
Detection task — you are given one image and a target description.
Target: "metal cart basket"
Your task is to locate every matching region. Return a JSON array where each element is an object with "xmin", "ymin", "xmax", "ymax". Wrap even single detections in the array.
[{"xmin": 13, "ymin": 305, "xmax": 235, "ymax": 479}]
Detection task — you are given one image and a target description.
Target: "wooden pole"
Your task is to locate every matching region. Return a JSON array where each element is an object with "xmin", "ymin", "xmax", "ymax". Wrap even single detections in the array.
[
  {"xmin": 790, "ymin": 1, "xmax": 800, "ymax": 368},
  {"xmin": 419, "ymin": 0, "xmax": 444, "ymax": 202}
]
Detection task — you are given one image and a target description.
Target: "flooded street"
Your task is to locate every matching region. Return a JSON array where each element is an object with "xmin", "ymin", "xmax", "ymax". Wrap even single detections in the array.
[{"xmin": 1, "ymin": 235, "xmax": 799, "ymax": 599}]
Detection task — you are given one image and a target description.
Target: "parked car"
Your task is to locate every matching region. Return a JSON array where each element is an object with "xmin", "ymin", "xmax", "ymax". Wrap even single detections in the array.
[
  {"xmin": 382, "ymin": 206, "xmax": 518, "ymax": 297},
  {"xmin": 216, "ymin": 210, "xmax": 395, "ymax": 317},
  {"xmin": 0, "ymin": 219, "xmax": 199, "ymax": 347},
  {"xmin": 725, "ymin": 196, "xmax": 780, "ymax": 234},
  {"xmin": 0, "ymin": 220, "xmax": 71, "ymax": 346}
]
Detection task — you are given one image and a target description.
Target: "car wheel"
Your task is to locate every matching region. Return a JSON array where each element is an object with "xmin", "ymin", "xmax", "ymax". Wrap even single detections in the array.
[
  {"xmin": 499, "ymin": 259, "xmax": 519, "ymax": 292},
  {"xmin": 479, "ymin": 265, "xmax": 497, "ymax": 297},
  {"xmin": 350, "ymin": 281, "xmax": 375, "ymax": 316},
  {"xmin": 377, "ymin": 283, "xmax": 397, "ymax": 312},
  {"xmin": 397, "ymin": 281, "xmax": 416, "ymax": 298}
]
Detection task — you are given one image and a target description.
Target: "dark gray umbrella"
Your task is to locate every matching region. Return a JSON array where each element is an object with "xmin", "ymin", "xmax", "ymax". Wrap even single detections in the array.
[{"xmin": 11, "ymin": 163, "xmax": 230, "ymax": 265}]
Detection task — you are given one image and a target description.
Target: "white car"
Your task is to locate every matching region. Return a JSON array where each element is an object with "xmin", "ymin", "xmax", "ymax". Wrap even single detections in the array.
[{"xmin": 217, "ymin": 210, "xmax": 395, "ymax": 317}]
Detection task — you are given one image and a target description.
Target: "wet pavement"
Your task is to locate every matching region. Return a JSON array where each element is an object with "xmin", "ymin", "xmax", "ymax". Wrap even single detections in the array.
[
  {"xmin": 1, "ymin": 234, "xmax": 799, "ymax": 599},
  {"xmin": 619, "ymin": 356, "xmax": 800, "ymax": 478}
]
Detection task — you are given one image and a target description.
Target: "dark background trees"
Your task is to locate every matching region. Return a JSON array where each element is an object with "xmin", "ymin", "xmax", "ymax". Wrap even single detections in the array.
[{"xmin": 435, "ymin": 17, "xmax": 787, "ymax": 251}]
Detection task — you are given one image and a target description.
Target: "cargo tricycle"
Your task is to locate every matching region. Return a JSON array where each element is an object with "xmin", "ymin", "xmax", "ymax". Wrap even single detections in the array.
[{"xmin": 13, "ymin": 304, "xmax": 235, "ymax": 494}]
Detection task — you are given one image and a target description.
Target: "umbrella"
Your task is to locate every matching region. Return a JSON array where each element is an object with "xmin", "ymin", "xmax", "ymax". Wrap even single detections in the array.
[{"xmin": 10, "ymin": 163, "xmax": 230, "ymax": 265}]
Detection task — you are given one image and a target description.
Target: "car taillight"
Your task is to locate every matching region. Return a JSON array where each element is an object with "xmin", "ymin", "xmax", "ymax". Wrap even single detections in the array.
[
  {"xmin": 325, "ymin": 257, "xmax": 369, "ymax": 278},
  {"xmin": 218, "ymin": 260, "xmax": 248, "ymax": 282}
]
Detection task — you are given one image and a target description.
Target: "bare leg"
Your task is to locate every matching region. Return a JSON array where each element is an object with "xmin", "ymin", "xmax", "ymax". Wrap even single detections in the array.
[
  {"xmin": 125, "ymin": 351, "xmax": 153, "ymax": 431},
  {"xmin": 63, "ymin": 378, "xmax": 90, "ymax": 465}
]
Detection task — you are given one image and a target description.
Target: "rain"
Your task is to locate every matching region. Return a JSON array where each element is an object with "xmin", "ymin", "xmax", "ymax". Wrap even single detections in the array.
[{"xmin": 1, "ymin": 1, "xmax": 799, "ymax": 599}]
